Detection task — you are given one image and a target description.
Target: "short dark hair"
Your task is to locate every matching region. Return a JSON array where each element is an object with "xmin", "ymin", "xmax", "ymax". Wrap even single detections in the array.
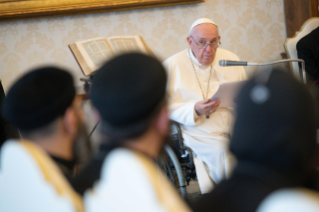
[
  {"xmin": 99, "ymin": 98, "xmax": 167, "ymax": 140},
  {"xmin": 90, "ymin": 53, "xmax": 167, "ymax": 140},
  {"xmin": 2, "ymin": 66, "xmax": 75, "ymax": 132}
]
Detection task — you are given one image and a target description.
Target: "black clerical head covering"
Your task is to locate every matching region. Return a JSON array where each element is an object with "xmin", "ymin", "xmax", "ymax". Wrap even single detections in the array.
[
  {"xmin": 230, "ymin": 69, "xmax": 317, "ymax": 176},
  {"xmin": 90, "ymin": 53, "xmax": 167, "ymax": 139},
  {"xmin": 2, "ymin": 66, "xmax": 75, "ymax": 131}
]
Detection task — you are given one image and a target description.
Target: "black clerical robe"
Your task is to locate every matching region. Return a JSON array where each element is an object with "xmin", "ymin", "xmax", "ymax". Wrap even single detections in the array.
[{"xmin": 297, "ymin": 27, "xmax": 319, "ymax": 86}]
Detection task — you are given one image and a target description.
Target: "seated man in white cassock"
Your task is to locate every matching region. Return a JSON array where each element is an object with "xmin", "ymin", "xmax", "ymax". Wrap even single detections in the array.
[{"xmin": 163, "ymin": 18, "xmax": 247, "ymax": 192}]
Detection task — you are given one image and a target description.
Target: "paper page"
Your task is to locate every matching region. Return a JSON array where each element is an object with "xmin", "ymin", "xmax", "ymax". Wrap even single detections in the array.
[
  {"xmin": 75, "ymin": 37, "xmax": 115, "ymax": 72},
  {"xmin": 107, "ymin": 35, "xmax": 149, "ymax": 55},
  {"xmin": 210, "ymin": 81, "xmax": 247, "ymax": 107}
]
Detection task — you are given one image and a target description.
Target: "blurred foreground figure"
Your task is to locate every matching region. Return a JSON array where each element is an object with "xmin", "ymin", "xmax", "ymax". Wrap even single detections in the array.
[
  {"xmin": 76, "ymin": 53, "xmax": 191, "ymax": 211},
  {"xmin": 257, "ymin": 188, "xmax": 319, "ymax": 212},
  {"xmin": 191, "ymin": 69, "xmax": 319, "ymax": 212},
  {"xmin": 0, "ymin": 67, "xmax": 86, "ymax": 212},
  {"xmin": 297, "ymin": 27, "xmax": 319, "ymax": 87},
  {"xmin": 0, "ymin": 79, "xmax": 20, "ymax": 149}
]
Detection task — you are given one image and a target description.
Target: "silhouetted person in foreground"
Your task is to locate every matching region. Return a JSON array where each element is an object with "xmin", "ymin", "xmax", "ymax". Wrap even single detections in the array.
[
  {"xmin": 0, "ymin": 79, "xmax": 19, "ymax": 149},
  {"xmin": 72, "ymin": 53, "xmax": 191, "ymax": 211},
  {"xmin": 191, "ymin": 69, "xmax": 319, "ymax": 212},
  {"xmin": 0, "ymin": 67, "xmax": 88, "ymax": 211},
  {"xmin": 2, "ymin": 67, "xmax": 91, "ymax": 179},
  {"xmin": 297, "ymin": 27, "xmax": 319, "ymax": 87}
]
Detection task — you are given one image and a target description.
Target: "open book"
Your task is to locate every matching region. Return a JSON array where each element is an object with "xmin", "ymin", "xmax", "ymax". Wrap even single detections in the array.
[{"xmin": 69, "ymin": 35, "xmax": 154, "ymax": 76}]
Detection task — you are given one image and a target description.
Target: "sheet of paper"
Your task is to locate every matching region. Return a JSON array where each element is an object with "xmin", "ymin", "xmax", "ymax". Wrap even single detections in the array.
[{"xmin": 210, "ymin": 81, "xmax": 247, "ymax": 107}]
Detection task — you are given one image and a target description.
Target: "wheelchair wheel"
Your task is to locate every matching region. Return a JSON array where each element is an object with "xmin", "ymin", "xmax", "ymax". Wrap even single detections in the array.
[{"xmin": 157, "ymin": 145, "xmax": 188, "ymax": 199}]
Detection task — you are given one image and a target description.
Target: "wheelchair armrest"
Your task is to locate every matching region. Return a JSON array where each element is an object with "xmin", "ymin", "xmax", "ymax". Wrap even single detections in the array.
[
  {"xmin": 170, "ymin": 121, "xmax": 184, "ymax": 148},
  {"xmin": 170, "ymin": 121, "xmax": 195, "ymax": 170}
]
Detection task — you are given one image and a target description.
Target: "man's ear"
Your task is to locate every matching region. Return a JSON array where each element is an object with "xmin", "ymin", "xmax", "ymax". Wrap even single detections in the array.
[
  {"xmin": 155, "ymin": 107, "xmax": 170, "ymax": 136},
  {"xmin": 187, "ymin": 36, "xmax": 192, "ymax": 48}
]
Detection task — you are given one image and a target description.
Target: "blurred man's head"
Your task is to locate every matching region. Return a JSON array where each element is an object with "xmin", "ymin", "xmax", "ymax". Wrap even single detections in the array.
[
  {"xmin": 2, "ymin": 67, "xmax": 89, "ymax": 162},
  {"xmin": 90, "ymin": 53, "xmax": 168, "ymax": 158},
  {"xmin": 231, "ymin": 69, "xmax": 318, "ymax": 181},
  {"xmin": 187, "ymin": 18, "xmax": 220, "ymax": 66}
]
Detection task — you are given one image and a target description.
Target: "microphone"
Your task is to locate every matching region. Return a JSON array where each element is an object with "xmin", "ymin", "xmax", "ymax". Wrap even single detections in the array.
[
  {"xmin": 219, "ymin": 60, "xmax": 257, "ymax": 67},
  {"xmin": 218, "ymin": 59, "xmax": 307, "ymax": 84}
]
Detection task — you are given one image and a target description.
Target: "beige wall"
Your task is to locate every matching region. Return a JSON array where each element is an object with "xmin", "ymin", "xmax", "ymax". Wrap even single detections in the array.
[{"xmin": 0, "ymin": 0, "xmax": 286, "ymax": 91}]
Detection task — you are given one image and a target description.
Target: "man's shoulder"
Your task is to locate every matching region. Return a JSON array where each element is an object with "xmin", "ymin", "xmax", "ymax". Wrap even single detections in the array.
[
  {"xmin": 163, "ymin": 49, "xmax": 188, "ymax": 65},
  {"xmin": 101, "ymin": 148, "xmax": 154, "ymax": 178},
  {"xmin": 71, "ymin": 148, "xmax": 145, "ymax": 196},
  {"xmin": 297, "ymin": 33, "xmax": 312, "ymax": 48},
  {"xmin": 297, "ymin": 27, "xmax": 319, "ymax": 49},
  {"xmin": 88, "ymin": 148, "xmax": 160, "ymax": 197}
]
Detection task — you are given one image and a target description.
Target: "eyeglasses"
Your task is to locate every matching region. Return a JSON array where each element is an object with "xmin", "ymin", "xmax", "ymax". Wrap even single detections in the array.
[{"xmin": 190, "ymin": 36, "xmax": 220, "ymax": 49}]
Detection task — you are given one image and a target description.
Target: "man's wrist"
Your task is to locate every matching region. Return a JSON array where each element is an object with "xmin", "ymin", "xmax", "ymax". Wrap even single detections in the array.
[{"xmin": 194, "ymin": 107, "xmax": 200, "ymax": 118}]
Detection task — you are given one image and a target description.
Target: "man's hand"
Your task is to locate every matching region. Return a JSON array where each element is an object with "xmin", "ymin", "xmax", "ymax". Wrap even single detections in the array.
[{"xmin": 195, "ymin": 99, "xmax": 221, "ymax": 116}]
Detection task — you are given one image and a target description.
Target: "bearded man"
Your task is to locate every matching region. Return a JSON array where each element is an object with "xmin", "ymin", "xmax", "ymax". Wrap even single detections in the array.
[
  {"xmin": 72, "ymin": 53, "xmax": 191, "ymax": 211},
  {"xmin": 163, "ymin": 18, "xmax": 247, "ymax": 191},
  {"xmin": 2, "ymin": 66, "xmax": 91, "ymax": 180}
]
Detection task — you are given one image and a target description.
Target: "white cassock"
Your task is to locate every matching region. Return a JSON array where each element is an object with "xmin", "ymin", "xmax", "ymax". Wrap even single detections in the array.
[
  {"xmin": 163, "ymin": 48, "xmax": 247, "ymax": 188},
  {"xmin": 0, "ymin": 140, "xmax": 84, "ymax": 212},
  {"xmin": 84, "ymin": 148, "xmax": 191, "ymax": 212}
]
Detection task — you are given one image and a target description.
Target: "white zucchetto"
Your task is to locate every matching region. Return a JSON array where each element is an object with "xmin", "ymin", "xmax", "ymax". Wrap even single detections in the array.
[{"xmin": 189, "ymin": 18, "xmax": 217, "ymax": 34}]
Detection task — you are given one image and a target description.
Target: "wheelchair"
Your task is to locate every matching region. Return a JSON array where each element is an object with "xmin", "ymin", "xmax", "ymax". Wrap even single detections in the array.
[{"xmin": 157, "ymin": 121, "xmax": 197, "ymax": 199}]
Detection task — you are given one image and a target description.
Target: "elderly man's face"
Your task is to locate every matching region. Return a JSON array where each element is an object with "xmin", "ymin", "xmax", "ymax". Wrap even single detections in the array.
[{"xmin": 187, "ymin": 24, "xmax": 220, "ymax": 66}]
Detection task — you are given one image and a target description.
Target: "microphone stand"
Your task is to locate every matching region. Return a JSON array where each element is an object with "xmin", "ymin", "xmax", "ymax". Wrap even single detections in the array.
[{"xmin": 247, "ymin": 59, "xmax": 306, "ymax": 84}]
